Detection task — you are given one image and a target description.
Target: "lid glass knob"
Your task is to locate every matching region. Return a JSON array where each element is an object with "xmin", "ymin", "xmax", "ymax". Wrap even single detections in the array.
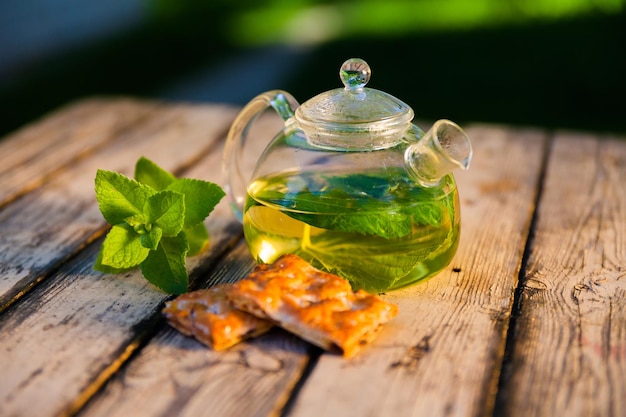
[{"xmin": 340, "ymin": 58, "xmax": 371, "ymax": 91}]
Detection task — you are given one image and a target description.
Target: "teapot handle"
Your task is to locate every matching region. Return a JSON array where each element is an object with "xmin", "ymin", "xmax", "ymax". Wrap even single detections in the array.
[{"xmin": 222, "ymin": 90, "xmax": 299, "ymax": 221}]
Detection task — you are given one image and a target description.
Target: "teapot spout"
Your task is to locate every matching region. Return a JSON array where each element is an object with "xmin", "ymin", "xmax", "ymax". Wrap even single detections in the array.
[{"xmin": 405, "ymin": 119, "xmax": 472, "ymax": 187}]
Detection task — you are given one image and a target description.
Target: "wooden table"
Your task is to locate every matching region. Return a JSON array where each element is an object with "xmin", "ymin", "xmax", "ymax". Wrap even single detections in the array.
[{"xmin": 1, "ymin": 98, "xmax": 624, "ymax": 417}]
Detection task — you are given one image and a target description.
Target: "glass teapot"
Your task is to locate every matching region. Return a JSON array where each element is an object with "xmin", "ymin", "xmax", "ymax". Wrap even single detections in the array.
[{"xmin": 222, "ymin": 58, "xmax": 472, "ymax": 292}]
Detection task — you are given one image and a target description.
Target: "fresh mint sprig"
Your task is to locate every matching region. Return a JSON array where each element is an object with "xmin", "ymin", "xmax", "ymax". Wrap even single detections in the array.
[{"xmin": 94, "ymin": 157, "xmax": 225, "ymax": 294}]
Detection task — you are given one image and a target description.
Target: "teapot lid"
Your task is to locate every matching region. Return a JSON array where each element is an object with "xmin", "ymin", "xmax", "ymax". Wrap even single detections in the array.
[{"xmin": 295, "ymin": 58, "xmax": 414, "ymax": 150}]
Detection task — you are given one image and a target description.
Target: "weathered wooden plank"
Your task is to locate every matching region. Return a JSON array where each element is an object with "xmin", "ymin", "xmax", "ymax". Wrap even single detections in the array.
[
  {"xmin": 78, "ymin": 123, "xmax": 549, "ymax": 417},
  {"xmin": 0, "ymin": 112, "xmax": 244, "ymax": 417},
  {"xmin": 78, "ymin": 242, "xmax": 314, "ymax": 417},
  {"xmin": 284, "ymin": 125, "xmax": 548, "ymax": 417},
  {"xmin": 0, "ymin": 101, "xmax": 238, "ymax": 311},
  {"xmin": 0, "ymin": 228, "xmax": 241, "ymax": 417},
  {"xmin": 0, "ymin": 98, "xmax": 157, "ymax": 207},
  {"xmin": 496, "ymin": 132, "xmax": 626, "ymax": 417},
  {"xmin": 42, "ymin": 110, "xmax": 315, "ymax": 417}
]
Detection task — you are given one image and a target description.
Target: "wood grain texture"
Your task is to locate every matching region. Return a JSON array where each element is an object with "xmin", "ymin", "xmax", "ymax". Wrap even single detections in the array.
[
  {"xmin": 3, "ymin": 98, "xmax": 624, "ymax": 417},
  {"xmin": 76, "ymin": 112, "xmax": 316, "ymax": 417},
  {"xmin": 285, "ymin": 125, "xmax": 548, "ymax": 417},
  {"xmin": 79, "ymin": 243, "xmax": 314, "ymax": 417},
  {"xmin": 0, "ymin": 100, "xmax": 244, "ymax": 417},
  {"xmin": 497, "ymin": 132, "xmax": 626, "ymax": 417},
  {"xmin": 0, "ymin": 100, "xmax": 238, "ymax": 311},
  {"xmin": 0, "ymin": 98, "xmax": 157, "ymax": 207}
]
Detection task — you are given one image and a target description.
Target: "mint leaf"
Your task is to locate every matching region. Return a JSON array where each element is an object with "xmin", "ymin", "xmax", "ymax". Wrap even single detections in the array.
[
  {"xmin": 167, "ymin": 178, "xmax": 225, "ymax": 226},
  {"xmin": 294, "ymin": 208, "xmax": 413, "ymax": 239},
  {"xmin": 141, "ymin": 235, "xmax": 189, "ymax": 294},
  {"xmin": 144, "ymin": 190, "xmax": 185, "ymax": 236},
  {"xmin": 411, "ymin": 202, "xmax": 444, "ymax": 227},
  {"xmin": 140, "ymin": 225, "xmax": 163, "ymax": 250},
  {"xmin": 253, "ymin": 170, "xmax": 447, "ymax": 239},
  {"xmin": 94, "ymin": 247, "xmax": 133, "ymax": 274},
  {"xmin": 94, "ymin": 157, "xmax": 226, "ymax": 294},
  {"xmin": 124, "ymin": 213, "xmax": 148, "ymax": 228},
  {"xmin": 134, "ymin": 156, "xmax": 176, "ymax": 191},
  {"xmin": 297, "ymin": 224, "xmax": 452, "ymax": 292},
  {"xmin": 95, "ymin": 170, "xmax": 156, "ymax": 225},
  {"xmin": 100, "ymin": 224, "xmax": 150, "ymax": 269},
  {"xmin": 183, "ymin": 222, "xmax": 209, "ymax": 256}
]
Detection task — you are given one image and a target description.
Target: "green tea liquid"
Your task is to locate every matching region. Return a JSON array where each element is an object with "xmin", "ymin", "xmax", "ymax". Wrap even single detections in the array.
[{"xmin": 243, "ymin": 169, "xmax": 460, "ymax": 292}]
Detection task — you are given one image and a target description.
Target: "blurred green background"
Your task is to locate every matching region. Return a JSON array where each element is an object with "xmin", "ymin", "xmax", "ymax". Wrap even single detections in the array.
[{"xmin": 1, "ymin": 0, "xmax": 624, "ymax": 139}]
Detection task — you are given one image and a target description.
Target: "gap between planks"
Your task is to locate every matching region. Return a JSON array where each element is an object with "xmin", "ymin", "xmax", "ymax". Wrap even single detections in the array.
[
  {"xmin": 0, "ymin": 99, "xmax": 238, "ymax": 312},
  {"xmin": 78, "ymin": 123, "xmax": 549, "ymax": 417},
  {"xmin": 496, "ymin": 131, "xmax": 626, "ymax": 417}
]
